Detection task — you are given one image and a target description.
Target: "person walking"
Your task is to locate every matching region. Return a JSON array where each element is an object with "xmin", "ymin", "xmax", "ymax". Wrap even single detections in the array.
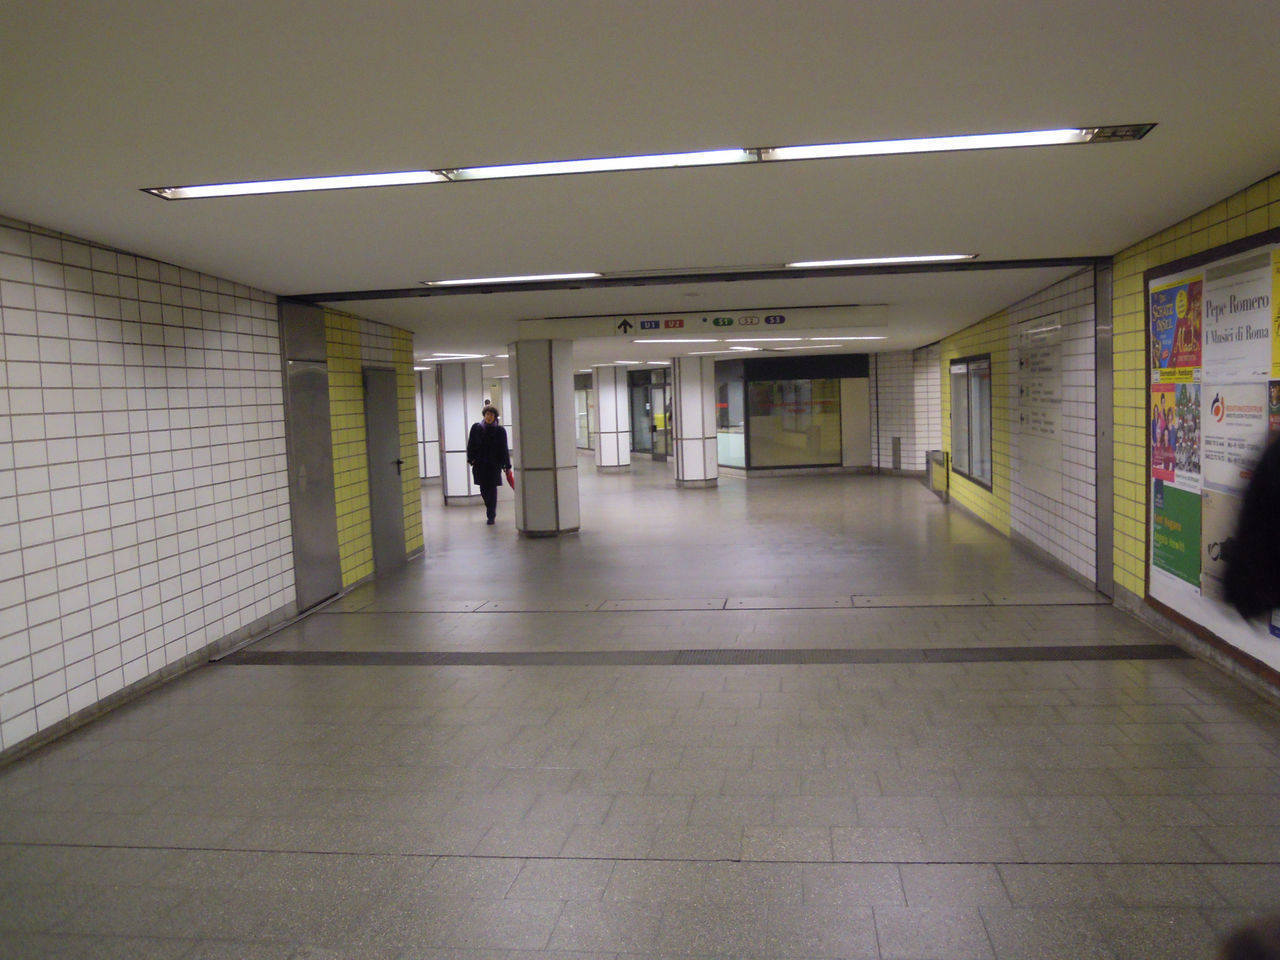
[{"xmin": 466, "ymin": 405, "xmax": 511, "ymax": 525}]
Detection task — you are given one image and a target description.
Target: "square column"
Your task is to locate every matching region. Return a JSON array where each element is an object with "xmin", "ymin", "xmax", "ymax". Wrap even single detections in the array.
[
  {"xmin": 510, "ymin": 340, "xmax": 580, "ymax": 536},
  {"xmin": 592, "ymin": 365, "xmax": 631, "ymax": 471},
  {"xmin": 435, "ymin": 361, "xmax": 484, "ymax": 505},
  {"xmin": 673, "ymin": 356, "xmax": 718, "ymax": 487}
]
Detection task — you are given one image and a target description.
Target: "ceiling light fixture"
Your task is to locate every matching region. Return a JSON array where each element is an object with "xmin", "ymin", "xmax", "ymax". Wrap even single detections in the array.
[
  {"xmin": 144, "ymin": 169, "xmax": 450, "ymax": 200},
  {"xmin": 448, "ymin": 148, "xmax": 754, "ymax": 181},
  {"xmin": 787, "ymin": 254, "xmax": 975, "ymax": 269},
  {"xmin": 723, "ymin": 337, "xmax": 803, "ymax": 342},
  {"xmin": 635, "ymin": 338, "xmax": 719, "ymax": 344},
  {"xmin": 145, "ymin": 126, "xmax": 1152, "ymax": 199},
  {"xmin": 431, "ymin": 352, "xmax": 486, "ymax": 359},
  {"xmin": 762, "ymin": 128, "xmax": 1093, "ymax": 162},
  {"xmin": 816, "ymin": 335, "xmax": 888, "ymax": 341},
  {"xmin": 425, "ymin": 272, "xmax": 601, "ymax": 286}
]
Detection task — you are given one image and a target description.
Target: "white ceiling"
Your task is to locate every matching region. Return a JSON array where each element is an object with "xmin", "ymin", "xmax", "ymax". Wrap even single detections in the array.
[{"xmin": 4, "ymin": 1, "xmax": 1280, "ymax": 375}]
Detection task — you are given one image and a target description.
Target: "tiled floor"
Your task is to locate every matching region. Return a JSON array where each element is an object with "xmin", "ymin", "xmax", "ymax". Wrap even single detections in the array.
[{"xmin": 2, "ymin": 457, "xmax": 1280, "ymax": 959}]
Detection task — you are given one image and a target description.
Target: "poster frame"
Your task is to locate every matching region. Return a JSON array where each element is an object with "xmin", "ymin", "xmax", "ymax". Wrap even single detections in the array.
[{"xmin": 1143, "ymin": 225, "xmax": 1280, "ymax": 687}]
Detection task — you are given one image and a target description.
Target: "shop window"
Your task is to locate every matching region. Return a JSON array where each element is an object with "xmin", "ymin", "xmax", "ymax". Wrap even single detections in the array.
[
  {"xmin": 950, "ymin": 355, "xmax": 992, "ymax": 487},
  {"xmin": 746, "ymin": 378, "xmax": 841, "ymax": 468}
]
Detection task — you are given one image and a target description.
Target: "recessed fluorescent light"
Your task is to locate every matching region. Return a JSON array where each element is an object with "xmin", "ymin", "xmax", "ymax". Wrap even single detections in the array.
[
  {"xmin": 773, "ymin": 344, "xmax": 843, "ymax": 350},
  {"xmin": 817, "ymin": 335, "xmax": 887, "ymax": 341},
  {"xmin": 495, "ymin": 353, "xmax": 509, "ymax": 358},
  {"xmin": 635, "ymin": 338, "xmax": 719, "ymax": 344},
  {"xmin": 723, "ymin": 337, "xmax": 802, "ymax": 342},
  {"xmin": 450, "ymin": 148, "xmax": 753, "ymax": 181},
  {"xmin": 431, "ymin": 352, "xmax": 486, "ymax": 359},
  {"xmin": 424, "ymin": 272, "xmax": 601, "ymax": 286},
  {"xmin": 645, "ymin": 361, "xmax": 670, "ymax": 365},
  {"xmin": 729, "ymin": 346, "xmax": 761, "ymax": 352},
  {"xmin": 787, "ymin": 254, "xmax": 975, "ymax": 268},
  {"xmin": 762, "ymin": 128, "xmax": 1092, "ymax": 162},
  {"xmin": 145, "ymin": 126, "xmax": 1152, "ymax": 200},
  {"xmin": 688, "ymin": 350, "xmax": 733, "ymax": 356},
  {"xmin": 144, "ymin": 169, "xmax": 450, "ymax": 200}
]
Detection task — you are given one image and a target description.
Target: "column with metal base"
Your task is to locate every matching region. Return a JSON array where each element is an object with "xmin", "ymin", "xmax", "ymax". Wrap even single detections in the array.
[
  {"xmin": 592, "ymin": 365, "xmax": 631, "ymax": 472},
  {"xmin": 510, "ymin": 339, "xmax": 580, "ymax": 536},
  {"xmin": 435, "ymin": 361, "xmax": 484, "ymax": 505},
  {"xmin": 672, "ymin": 356, "xmax": 718, "ymax": 488}
]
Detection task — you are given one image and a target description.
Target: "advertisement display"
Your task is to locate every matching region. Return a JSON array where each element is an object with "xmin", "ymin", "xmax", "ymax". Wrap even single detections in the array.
[{"xmin": 1146, "ymin": 234, "xmax": 1280, "ymax": 668}]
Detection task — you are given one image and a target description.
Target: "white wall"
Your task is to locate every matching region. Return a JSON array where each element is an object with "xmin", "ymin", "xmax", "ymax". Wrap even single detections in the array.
[
  {"xmin": 0, "ymin": 217, "xmax": 294, "ymax": 754},
  {"xmin": 869, "ymin": 346, "xmax": 941, "ymax": 472},
  {"xmin": 1007, "ymin": 268, "xmax": 1098, "ymax": 582}
]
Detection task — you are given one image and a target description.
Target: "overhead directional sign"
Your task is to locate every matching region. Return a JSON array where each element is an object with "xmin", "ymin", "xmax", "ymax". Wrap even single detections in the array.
[{"xmin": 518, "ymin": 304, "xmax": 889, "ymax": 340}]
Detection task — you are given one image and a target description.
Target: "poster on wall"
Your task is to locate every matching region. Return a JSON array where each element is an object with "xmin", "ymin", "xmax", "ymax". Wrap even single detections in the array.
[
  {"xmin": 1147, "ymin": 235, "xmax": 1280, "ymax": 670},
  {"xmin": 1202, "ymin": 251, "xmax": 1272, "ymax": 381},
  {"xmin": 1017, "ymin": 315, "xmax": 1063, "ymax": 500}
]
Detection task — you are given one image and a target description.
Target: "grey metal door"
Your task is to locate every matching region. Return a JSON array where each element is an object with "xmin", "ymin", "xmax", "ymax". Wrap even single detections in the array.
[
  {"xmin": 363, "ymin": 368, "xmax": 407, "ymax": 573},
  {"xmin": 284, "ymin": 359, "xmax": 343, "ymax": 610}
]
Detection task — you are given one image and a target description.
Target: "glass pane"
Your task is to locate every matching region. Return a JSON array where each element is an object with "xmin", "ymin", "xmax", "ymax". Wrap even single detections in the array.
[
  {"xmin": 746, "ymin": 378, "xmax": 842, "ymax": 467},
  {"xmin": 716, "ymin": 373, "xmax": 746, "ymax": 468},
  {"xmin": 969, "ymin": 359, "xmax": 992, "ymax": 484},
  {"xmin": 630, "ymin": 384, "xmax": 652, "ymax": 452},
  {"xmin": 574, "ymin": 388, "xmax": 591, "ymax": 449},
  {"xmin": 950, "ymin": 365, "xmax": 970, "ymax": 475},
  {"xmin": 652, "ymin": 384, "xmax": 670, "ymax": 458}
]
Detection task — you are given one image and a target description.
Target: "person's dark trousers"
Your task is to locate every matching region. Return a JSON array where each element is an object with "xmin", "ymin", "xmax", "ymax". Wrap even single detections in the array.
[{"xmin": 480, "ymin": 483, "xmax": 498, "ymax": 521}]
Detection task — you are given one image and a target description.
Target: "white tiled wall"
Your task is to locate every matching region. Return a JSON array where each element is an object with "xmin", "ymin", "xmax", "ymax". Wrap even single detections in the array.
[
  {"xmin": 0, "ymin": 217, "xmax": 294, "ymax": 753},
  {"xmin": 1007, "ymin": 269, "xmax": 1097, "ymax": 582},
  {"xmin": 868, "ymin": 347, "xmax": 940, "ymax": 472}
]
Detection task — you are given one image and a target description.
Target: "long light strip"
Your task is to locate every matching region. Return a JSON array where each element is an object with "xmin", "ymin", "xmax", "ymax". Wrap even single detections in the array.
[
  {"xmin": 425, "ymin": 272, "xmax": 601, "ymax": 286},
  {"xmin": 761, "ymin": 128, "xmax": 1091, "ymax": 162},
  {"xmin": 787, "ymin": 254, "xmax": 974, "ymax": 269},
  {"xmin": 146, "ymin": 170, "xmax": 449, "ymax": 200},
  {"xmin": 144, "ymin": 126, "xmax": 1144, "ymax": 200},
  {"xmin": 449, "ymin": 148, "xmax": 753, "ymax": 180}
]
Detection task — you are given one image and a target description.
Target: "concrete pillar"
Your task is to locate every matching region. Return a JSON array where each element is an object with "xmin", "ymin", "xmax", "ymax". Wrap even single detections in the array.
[
  {"xmin": 435, "ymin": 361, "xmax": 484, "ymax": 505},
  {"xmin": 509, "ymin": 339, "xmax": 580, "ymax": 536},
  {"xmin": 672, "ymin": 356, "xmax": 718, "ymax": 487},
  {"xmin": 592, "ymin": 365, "xmax": 631, "ymax": 472}
]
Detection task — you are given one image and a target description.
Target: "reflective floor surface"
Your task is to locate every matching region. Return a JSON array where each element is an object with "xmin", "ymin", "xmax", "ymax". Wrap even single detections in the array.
[{"xmin": 2, "ymin": 456, "xmax": 1279, "ymax": 959}]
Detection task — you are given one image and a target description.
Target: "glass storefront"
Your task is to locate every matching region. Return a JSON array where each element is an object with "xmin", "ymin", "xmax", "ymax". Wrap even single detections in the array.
[
  {"xmin": 746, "ymin": 378, "xmax": 842, "ymax": 467},
  {"xmin": 716, "ymin": 359, "xmax": 746, "ymax": 468}
]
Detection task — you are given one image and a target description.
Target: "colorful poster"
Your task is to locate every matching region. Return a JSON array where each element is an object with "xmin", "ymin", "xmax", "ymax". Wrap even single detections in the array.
[
  {"xmin": 1270, "ymin": 379, "xmax": 1280, "ymax": 436},
  {"xmin": 1151, "ymin": 382, "xmax": 1176, "ymax": 481},
  {"xmin": 1203, "ymin": 252, "xmax": 1272, "ymax": 381},
  {"xmin": 1152, "ymin": 481, "xmax": 1202, "ymax": 586},
  {"xmin": 1202, "ymin": 382, "xmax": 1267, "ymax": 495},
  {"xmin": 1151, "ymin": 279, "xmax": 1202, "ymax": 371}
]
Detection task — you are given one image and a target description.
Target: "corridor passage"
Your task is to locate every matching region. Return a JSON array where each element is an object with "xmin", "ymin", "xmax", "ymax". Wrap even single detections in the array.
[{"xmin": 1, "ymin": 458, "xmax": 1279, "ymax": 959}]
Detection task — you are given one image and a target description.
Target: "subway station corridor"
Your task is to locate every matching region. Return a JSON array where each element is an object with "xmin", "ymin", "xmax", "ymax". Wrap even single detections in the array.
[{"xmin": 2, "ymin": 458, "xmax": 1279, "ymax": 959}]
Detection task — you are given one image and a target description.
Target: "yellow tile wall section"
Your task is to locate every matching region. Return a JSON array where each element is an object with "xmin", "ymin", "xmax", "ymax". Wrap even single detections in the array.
[
  {"xmin": 325, "ymin": 310, "xmax": 374, "ymax": 586},
  {"xmin": 939, "ymin": 311, "xmax": 1013, "ymax": 536},
  {"xmin": 1110, "ymin": 172, "xmax": 1280, "ymax": 596},
  {"xmin": 393, "ymin": 328, "xmax": 425, "ymax": 556}
]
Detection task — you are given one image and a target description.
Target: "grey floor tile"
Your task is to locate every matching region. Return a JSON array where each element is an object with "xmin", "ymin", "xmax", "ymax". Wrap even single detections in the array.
[
  {"xmin": 767, "ymin": 904, "xmax": 879, "ymax": 959},
  {"xmin": 980, "ymin": 907, "xmax": 1118, "ymax": 960},
  {"xmin": 548, "ymin": 900, "xmax": 662, "ymax": 953},
  {"xmin": 873, "ymin": 905, "xmax": 996, "ymax": 959},
  {"xmin": 801, "ymin": 863, "xmax": 904, "ymax": 907},
  {"xmin": 899, "ymin": 864, "xmax": 1010, "ymax": 908}
]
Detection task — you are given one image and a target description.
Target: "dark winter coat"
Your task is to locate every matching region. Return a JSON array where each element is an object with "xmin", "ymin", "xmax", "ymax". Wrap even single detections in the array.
[
  {"xmin": 466, "ymin": 421, "xmax": 510, "ymax": 488},
  {"xmin": 1224, "ymin": 433, "xmax": 1280, "ymax": 619}
]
